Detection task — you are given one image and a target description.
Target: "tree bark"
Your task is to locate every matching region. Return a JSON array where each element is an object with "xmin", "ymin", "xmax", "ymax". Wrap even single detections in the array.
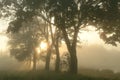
[
  {"xmin": 33, "ymin": 51, "xmax": 37, "ymax": 71},
  {"xmin": 69, "ymin": 47, "xmax": 78, "ymax": 74},
  {"xmin": 61, "ymin": 27, "xmax": 79, "ymax": 74},
  {"xmin": 55, "ymin": 37, "xmax": 60, "ymax": 72},
  {"xmin": 49, "ymin": 22, "xmax": 60, "ymax": 72},
  {"xmin": 45, "ymin": 21, "xmax": 51, "ymax": 71},
  {"xmin": 45, "ymin": 47, "xmax": 51, "ymax": 71}
]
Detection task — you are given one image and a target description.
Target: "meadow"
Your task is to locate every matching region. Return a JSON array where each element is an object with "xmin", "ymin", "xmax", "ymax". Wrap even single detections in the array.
[{"xmin": 0, "ymin": 71, "xmax": 118, "ymax": 80}]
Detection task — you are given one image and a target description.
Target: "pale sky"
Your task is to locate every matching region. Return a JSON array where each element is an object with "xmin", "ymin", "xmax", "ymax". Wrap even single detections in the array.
[
  {"xmin": 77, "ymin": 26, "xmax": 120, "ymax": 72},
  {"xmin": 0, "ymin": 19, "xmax": 120, "ymax": 72}
]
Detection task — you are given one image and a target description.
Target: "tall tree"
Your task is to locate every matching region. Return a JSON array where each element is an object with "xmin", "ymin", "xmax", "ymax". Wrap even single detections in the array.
[
  {"xmin": 2, "ymin": 0, "xmax": 61, "ymax": 72},
  {"xmin": 49, "ymin": 24, "xmax": 61, "ymax": 72},
  {"xmin": 8, "ymin": 18, "xmax": 46, "ymax": 71},
  {"xmin": 45, "ymin": 0, "xmax": 95, "ymax": 74},
  {"xmin": 44, "ymin": 0, "xmax": 120, "ymax": 74}
]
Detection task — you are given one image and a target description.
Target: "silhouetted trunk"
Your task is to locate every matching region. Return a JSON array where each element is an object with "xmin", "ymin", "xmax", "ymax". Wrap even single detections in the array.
[
  {"xmin": 33, "ymin": 51, "xmax": 36, "ymax": 71},
  {"xmin": 55, "ymin": 37, "xmax": 60, "ymax": 72},
  {"xmin": 45, "ymin": 47, "xmax": 51, "ymax": 71},
  {"xmin": 61, "ymin": 27, "xmax": 79, "ymax": 74},
  {"xmin": 45, "ymin": 21, "xmax": 51, "ymax": 71},
  {"xmin": 69, "ymin": 46, "xmax": 77, "ymax": 74},
  {"xmin": 49, "ymin": 21, "xmax": 60, "ymax": 72}
]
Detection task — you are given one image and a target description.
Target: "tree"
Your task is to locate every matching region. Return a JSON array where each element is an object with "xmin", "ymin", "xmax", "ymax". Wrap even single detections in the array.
[
  {"xmin": 44, "ymin": 0, "xmax": 120, "ymax": 74},
  {"xmin": 84, "ymin": 0, "xmax": 120, "ymax": 46},
  {"xmin": 45, "ymin": 0, "xmax": 99, "ymax": 74},
  {"xmin": 1, "ymin": 0, "xmax": 86, "ymax": 74},
  {"xmin": 98, "ymin": 0, "xmax": 120, "ymax": 46},
  {"xmin": 2, "ymin": 0, "xmax": 62, "ymax": 72},
  {"xmin": 35, "ymin": 15, "xmax": 61, "ymax": 72},
  {"xmin": 50, "ymin": 25, "xmax": 61, "ymax": 72},
  {"xmin": 8, "ymin": 18, "xmax": 47, "ymax": 71}
]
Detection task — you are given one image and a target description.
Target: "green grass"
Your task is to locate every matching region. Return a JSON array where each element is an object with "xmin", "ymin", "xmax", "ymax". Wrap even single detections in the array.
[{"xmin": 0, "ymin": 71, "xmax": 117, "ymax": 80}]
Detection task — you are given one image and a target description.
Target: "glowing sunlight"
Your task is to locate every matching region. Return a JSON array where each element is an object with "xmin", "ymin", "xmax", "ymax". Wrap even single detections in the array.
[
  {"xmin": 0, "ymin": 35, "xmax": 9, "ymax": 52},
  {"xmin": 35, "ymin": 47, "xmax": 41, "ymax": 54},
  {"xmin": 0, "ymin": 19, "xmax": 10, "ymax": 56},
  {"xmin": 79, "ymin": 26, "xmax": 103, "ymax": 45},
  {"xmin": 40, "ymin": 41, "xmax": 48, "ymax": 50}
]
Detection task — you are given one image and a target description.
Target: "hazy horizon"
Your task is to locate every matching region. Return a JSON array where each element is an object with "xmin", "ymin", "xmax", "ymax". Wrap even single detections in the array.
[{"xmin": 0, "ymin": 43, "xmax": 120, "ymax": 73}]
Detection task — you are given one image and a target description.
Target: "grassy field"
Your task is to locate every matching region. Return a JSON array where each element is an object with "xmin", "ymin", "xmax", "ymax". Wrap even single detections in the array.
[{"xmin": 0, "ymin": 71, "xmax": 116, "ymax": 80}]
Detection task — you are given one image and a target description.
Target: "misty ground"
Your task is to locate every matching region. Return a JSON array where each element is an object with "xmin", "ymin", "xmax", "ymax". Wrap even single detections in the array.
[
  {"xmin": 0, "ymin": 53, "xmax": 120, "ymax": 80},
  {"xmin": 0, "ymin": 68, "xmax": 120, "ymax": 80}
]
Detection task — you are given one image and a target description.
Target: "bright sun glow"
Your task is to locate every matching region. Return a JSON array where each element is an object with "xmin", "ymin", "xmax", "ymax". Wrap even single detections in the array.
[
  {"xmin": 39, "ymin": 41, "xmax": 48, "ymax": 51},
  {"xmin": 36, "ymin": 41, "xmax": 48, "ymax": 54}
]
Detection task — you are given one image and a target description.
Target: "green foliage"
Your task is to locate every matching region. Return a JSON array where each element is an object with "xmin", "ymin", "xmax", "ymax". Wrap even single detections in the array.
[
  {"xmin": 91, "ymin": 0, "xmax": 120, "ymax": 46},
  {"xmin": 9, "ymin": 33, "xmax": 32, "ymax": 61},
  {"xmin": 1, "ymin": 0, "xmax": 120, "ymax": 46},
  {"xmin": 45, "ymin": 0, "xmax": 78, "ymax": 29},
  {"xmin": 8, "ymin": 19, "xmax": 45, "ymax": 61},
  {"xmin": 7, "ymin": 19, "xmax": 23, "ymax": 33}
]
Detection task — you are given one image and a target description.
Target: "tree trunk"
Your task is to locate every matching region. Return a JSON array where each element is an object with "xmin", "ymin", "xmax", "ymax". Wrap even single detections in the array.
[
  {"xmin": 55, "ymin": 37, "xmax": 60, "ymax": 72},
  {"xmin": 33, "ymin": 51, "xmax": 37, "ymax": 71},
  {"xmin": 61, "ymin": 27, "xmax": 79, "ymax": 74},
  {"xmin": 69, "ymin": 47, "xmax": 78, "ymax": 74},
  {"xmin": 45, "ymin": 21, "xmax": 51, "ymax": 71},
  {"xmin": 45, "ymin": 48, "xmax": 51, "ymax": 71},
  {"xmin": 49, "ymin": 21, "xmax": 60, "ymax": 72}
]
